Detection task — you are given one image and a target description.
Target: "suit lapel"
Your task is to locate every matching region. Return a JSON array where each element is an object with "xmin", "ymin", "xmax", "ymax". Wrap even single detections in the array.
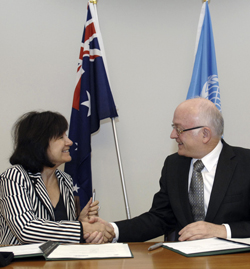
[
  {"xmin": 176, "ymin": 157, "xmax": 194, "ymax": 225},
  {"xmin": 56, "ymin": 170, "xmax": 75, "ymax": 221},
  {"xmin": 205, "ymin": 141, "xmax": 237, "ymax": 222},
  {"xmin": 29, "ymin": 172, "xmax": 55, "ymax": 220}
]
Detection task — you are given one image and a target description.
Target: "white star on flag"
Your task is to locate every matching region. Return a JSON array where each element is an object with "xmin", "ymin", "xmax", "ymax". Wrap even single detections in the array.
[
  {"xmin": 73, "ymin": 184, "xmax": 80, "ymax": 193},
  {"xmin": 81, "ymin": 91, "xmax": 91, "ymax": 116}
]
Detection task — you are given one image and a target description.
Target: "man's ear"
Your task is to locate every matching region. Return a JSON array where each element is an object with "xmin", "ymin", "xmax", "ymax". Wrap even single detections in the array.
[{"xmin": 202, "ymin": 127, "xmax": 212, "ymax": 143}]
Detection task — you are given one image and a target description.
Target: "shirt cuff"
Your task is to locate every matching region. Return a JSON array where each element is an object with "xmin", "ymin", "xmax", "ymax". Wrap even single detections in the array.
[
  {"xmin": 223, "ymin": 223, "xmax": 231, "ymax": 238},
  {"xmin": 79, "ymin": 221, "xmax": 85, "ymax": 243},
  {"xmin": 110, "ymin": 222, "xmax": 119, "ymax": 242}
]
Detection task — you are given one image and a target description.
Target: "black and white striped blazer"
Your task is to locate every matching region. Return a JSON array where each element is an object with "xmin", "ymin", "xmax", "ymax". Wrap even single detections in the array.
[{"xmin": 0, "ymin": 165, "xmax": 82, "ymax": 245}]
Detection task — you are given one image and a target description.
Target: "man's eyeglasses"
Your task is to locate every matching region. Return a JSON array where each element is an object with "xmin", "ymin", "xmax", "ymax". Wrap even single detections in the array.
[{"xmin": 171, "ymin": 124, "xmax": 204, "ymax": 136}]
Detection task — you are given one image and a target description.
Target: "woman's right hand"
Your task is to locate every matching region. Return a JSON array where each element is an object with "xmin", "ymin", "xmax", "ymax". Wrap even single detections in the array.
[{"xmin": 84, "ymin": 231, "xmax": 104, "ymax": 244}]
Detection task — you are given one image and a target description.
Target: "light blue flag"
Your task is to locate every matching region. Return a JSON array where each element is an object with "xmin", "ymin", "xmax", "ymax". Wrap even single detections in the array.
[{"xmin": 187, "ymin": 1, "xmax": 221, "ymax": 111}]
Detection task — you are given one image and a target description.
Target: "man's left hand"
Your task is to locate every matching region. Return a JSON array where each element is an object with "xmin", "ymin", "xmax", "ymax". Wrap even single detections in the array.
[{"xmin": 178, "ymin": 221, "xmax": 227, "ymax": 241}]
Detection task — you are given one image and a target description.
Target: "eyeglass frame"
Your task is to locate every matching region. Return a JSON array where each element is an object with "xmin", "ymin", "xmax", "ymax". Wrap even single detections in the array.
[{"xmin": 171, "ymin": 124, "xmax": 205, "ymax": 135}]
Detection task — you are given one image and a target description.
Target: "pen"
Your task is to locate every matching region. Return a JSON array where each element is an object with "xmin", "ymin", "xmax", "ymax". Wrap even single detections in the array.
[
  {"xmin": 92, "ymin": 189, "xmax": 96, "ymax": 202},
  {"xmin": 148, "ymin": 242, "xmax": 163, "ymax": 251}
]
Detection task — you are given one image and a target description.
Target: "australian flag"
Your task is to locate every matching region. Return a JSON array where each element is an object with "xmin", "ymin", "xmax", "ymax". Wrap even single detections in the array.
[
  {"xmin": 65, "ymin": 2, "xmax": 118, "ymax": 209},
  {"xmin": 186, "ymin": 1, "xmax": 221, "ymax": 111}
]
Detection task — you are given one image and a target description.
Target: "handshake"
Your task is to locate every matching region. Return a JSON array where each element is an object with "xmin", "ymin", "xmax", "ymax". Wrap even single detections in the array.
[
  {"xmin": 82, "ymin": 217, "xmax": 115, "ymax": 244},
  {"xmin": 77, "ymin": 197, "xmax": 115, "ymax": 244}
]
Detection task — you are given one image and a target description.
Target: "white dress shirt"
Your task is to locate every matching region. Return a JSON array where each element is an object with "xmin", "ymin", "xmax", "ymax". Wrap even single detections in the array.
[
  {"xmin": 189, "ymin": 141, "xmax": 223, "ymax": 215},
  {"xmin": 189, "ymin": 140, "xmax": 231, "ymax": 238}
]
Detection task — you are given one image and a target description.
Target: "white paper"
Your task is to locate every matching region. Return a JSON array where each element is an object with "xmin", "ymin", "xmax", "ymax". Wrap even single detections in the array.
[
  {"xmin": 226, "ymin": 238, "xmax": 250, "ymax": 245},
  {"xmin": 163, "ymin": 238, "xmax": 249, "ymax": 255},
  {"xmin": 0, "ymin": 243, "xmax": 43, "ymax": 257},
  {"xmin": 47, "ymin": 243, "xmax": 132, "ymax": 259}
]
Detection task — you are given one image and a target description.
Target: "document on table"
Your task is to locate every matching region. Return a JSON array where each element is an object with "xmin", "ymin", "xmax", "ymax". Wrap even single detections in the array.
[
  {"xmin": 0, "ymin": 242, "xmax": 133, "ymax": 260},
  {"xmin": 44, "ymin": 243, "xmax": 133, "ymax": 260},
  {"xmin": 163, "ymin": 238, "xmax": 250, "ymax": 257},
  {"xmin": 0, "ymin": 243, "xmax": 43, "ymax": 258}
]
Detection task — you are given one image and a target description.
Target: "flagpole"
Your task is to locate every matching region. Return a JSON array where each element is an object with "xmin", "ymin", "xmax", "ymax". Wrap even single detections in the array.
[
  {"xmin": 111, "ymin": 118, "xmax": 131, "ymax": 219},
  {"xmin": 89, "ymin": 0, "xmax": 131, "ymax": 219}
]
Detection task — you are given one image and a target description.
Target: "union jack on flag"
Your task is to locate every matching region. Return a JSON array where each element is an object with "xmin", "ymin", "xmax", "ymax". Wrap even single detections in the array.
[{"xmin": 65, "ymin": 2, "xmax": 118, "ymax": 209}]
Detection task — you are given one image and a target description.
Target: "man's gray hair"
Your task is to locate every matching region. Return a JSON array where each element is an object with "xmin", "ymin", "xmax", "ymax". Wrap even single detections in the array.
[{"xmin": 198, "ymin": 99, "xmax": 224, "ymax": 137}]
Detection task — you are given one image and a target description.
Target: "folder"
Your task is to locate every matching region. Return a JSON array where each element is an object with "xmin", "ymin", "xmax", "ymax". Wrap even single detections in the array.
[
  {"xmin": 39, "ymin": 241, "xmax": 133, "ymax": 260},
  {"xmin": 163, "ymin": 237, "xmax": 250, "ymax": 257},
  {"xmin": 0, "ymin": 243, "xmax": 43, "ymax": 259}
]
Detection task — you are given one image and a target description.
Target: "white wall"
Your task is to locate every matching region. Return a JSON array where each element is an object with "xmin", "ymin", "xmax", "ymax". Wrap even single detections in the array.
[{"xmin": 1, "ymin": 0, "xmax": 250, "ymax": 231}]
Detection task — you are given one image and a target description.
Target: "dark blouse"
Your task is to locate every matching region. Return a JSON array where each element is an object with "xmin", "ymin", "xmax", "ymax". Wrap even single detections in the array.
[
  {"xmin": 53, "ymin": 194, "xmax": 68, "ymax": 221},
  {"xmin": 53, "ymin": 194, "xmax": 84, "ymax": 243}
]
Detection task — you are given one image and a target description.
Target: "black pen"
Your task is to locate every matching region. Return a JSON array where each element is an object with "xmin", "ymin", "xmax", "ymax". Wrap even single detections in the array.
[{"xmin": 148, "ymin": 242, "xmax": 163, "ymax": 251}]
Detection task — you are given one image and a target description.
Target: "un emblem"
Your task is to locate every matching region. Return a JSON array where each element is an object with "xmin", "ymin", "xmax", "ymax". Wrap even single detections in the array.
[{"xmin": 201, "ymin": 75, "xmax": 221, "ymax": 111}]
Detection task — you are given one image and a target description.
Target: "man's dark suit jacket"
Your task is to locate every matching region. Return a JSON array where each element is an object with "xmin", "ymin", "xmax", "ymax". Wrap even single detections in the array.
[{"xmin": 116, "ymin": 140, "xmax": 250, "ymax": 242}]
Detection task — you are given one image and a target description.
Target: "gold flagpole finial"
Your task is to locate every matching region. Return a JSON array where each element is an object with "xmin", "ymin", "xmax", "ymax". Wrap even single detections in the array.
[
  {"xmin": 202, "ymin": 0, "xmax": 210, "ymax": 3},
  {"xmin": 90, "ymin": 0, "xmax": 97, "ymax": 4}
]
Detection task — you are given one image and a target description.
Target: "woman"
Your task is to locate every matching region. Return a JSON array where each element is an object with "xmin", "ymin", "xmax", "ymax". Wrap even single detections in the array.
[{"xmin": 0, "ymin": 111, "xmax": 113, "ymax": 245}]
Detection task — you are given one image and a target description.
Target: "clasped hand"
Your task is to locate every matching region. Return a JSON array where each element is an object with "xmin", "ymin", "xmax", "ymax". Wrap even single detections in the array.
[
  {"xmin": 83, "ymin": 217, "xmax": 115, "ymax": 244},
  {"xmin": 78, "ymin": 198, "xmax": 115, "ymax": 244}
]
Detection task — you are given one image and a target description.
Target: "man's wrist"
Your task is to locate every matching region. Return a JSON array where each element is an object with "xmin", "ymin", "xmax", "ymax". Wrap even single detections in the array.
[
  {"xmin": 222, "ymin": 224, "xmax": 231, "ymax": 238},
  {"xmin": 110, "ymin": 222, "xmax": 119, "ymax": 242}
]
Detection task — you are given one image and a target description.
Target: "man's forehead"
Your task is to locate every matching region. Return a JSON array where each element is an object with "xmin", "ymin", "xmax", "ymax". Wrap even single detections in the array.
[{"xmin": 173, "ymin": 106, "xmax": 197, "ymax": 126}]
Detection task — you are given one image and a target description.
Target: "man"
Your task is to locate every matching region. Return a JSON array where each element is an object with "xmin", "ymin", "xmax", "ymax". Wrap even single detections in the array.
[{"xmin": 110, "ymin": 97, "xmax": 250, "ymax": 242}]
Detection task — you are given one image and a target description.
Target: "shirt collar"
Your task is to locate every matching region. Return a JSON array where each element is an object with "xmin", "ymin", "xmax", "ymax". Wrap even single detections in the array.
[{"xmin": 192, "ymin": 140, "xmax": 223, "ymax": 172}]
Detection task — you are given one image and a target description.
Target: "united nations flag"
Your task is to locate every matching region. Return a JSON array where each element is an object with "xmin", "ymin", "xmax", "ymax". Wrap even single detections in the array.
[{"xmin": 187, "ymin": 1, "xmax": 221, "ymax": 112}]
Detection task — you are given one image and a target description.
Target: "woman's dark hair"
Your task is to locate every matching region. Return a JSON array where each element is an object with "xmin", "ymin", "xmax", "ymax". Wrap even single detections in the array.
[{"xmin": 10, "ymin": 111, "xmax": 68, "ymax": 173}]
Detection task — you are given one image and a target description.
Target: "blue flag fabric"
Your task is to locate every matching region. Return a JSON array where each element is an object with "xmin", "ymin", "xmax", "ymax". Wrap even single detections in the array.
[
  {"xmin": 65, "ymin": 2, "xmax": 118, "ymax": 209},
  {"xmin": 187, "ymin": 1, "xmax": 221, "ymax": 111}
]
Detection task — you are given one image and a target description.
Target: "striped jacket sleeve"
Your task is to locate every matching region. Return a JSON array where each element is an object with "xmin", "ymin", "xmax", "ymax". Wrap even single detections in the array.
[{"xmin": 0, "ymin": 165, "xmax": 82, "ymax": 245}]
